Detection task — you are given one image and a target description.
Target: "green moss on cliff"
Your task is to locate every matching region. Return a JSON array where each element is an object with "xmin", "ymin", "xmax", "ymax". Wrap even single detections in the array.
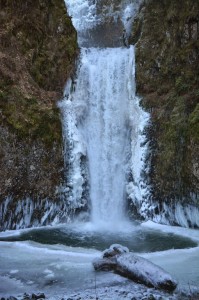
[
  {"xmin": 132, "ymin": 0, "xmax": 199, "ymax": 203},
  {"xmin": 0, "ymin": 0, "xmax": 78, "ymax": 145},
  {"xmin": 0, "ymin": 0, "xmax": 78, "ymax": 200}
]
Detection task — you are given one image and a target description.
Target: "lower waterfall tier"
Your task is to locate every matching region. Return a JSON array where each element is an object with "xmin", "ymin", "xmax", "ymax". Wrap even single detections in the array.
[{"xmin": 61, "ymin": 46, "xmax": 149, "ymax": 225}]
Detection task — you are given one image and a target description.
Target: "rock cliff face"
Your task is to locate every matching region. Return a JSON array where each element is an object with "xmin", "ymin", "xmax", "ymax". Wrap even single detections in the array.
[
  {"xmin": 130, "ymin": 0, "xmax": 199, "ymax": 226},
  {"xmin": 0, "ymin": 0, "xmax": 78, "ymax": 229}
]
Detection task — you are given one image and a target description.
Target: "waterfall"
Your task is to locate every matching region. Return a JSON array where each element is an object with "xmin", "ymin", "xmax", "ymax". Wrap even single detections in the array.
[{"xmin": 62, "ymin": 0, "xmax": 149, "ymax": 226}]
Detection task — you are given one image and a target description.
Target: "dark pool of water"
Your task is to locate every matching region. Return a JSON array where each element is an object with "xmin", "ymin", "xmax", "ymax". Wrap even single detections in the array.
[{"xmin": 0, "ymin": 222, "xmax": 197, "ymax": 252}]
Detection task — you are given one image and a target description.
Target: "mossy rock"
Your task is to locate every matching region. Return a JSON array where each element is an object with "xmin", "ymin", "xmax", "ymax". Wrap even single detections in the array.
[
  {"xmin": 0, "ymin": 0, "xmax": 78, "ymax": 146},
  {"xmin": 132, "ymin": 0, "xmax": 199, "ymax": 203},
  {"xmin": 0, "ymin": 0, "xmax": 78, "ymax": 202}
]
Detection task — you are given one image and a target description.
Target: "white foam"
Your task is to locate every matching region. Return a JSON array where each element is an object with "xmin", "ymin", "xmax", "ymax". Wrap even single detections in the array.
[
  {"xmin": 9, "ymin": 269, "xmax": 19, "ymax": 274},
  {"xmin": 65, "ymin": 0, "xmax": 98, "ymax": 46},
  {"xmin": 68, "ymin": 220, "xmax": 137, "ymax": 234}
]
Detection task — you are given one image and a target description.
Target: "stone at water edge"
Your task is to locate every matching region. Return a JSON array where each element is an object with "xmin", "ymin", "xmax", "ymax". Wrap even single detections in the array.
[
  {"xmin": 102, "ymin": 243, "xmax": 129, "ymax": 258},
  {"xmin": 93, "ymin": 244, "xmax": 129, "ymax": 271},
  {"xmin": 32, "ymin": 293, "xmax": 45, "ymax": 300},
  {"xmin": 93, "ymin": 244, "xmax": 177, "ymax": 292},
  {"xmin": 93, "ymin": 257, "xmax": 117, "ymax": 271},
  {"xmin": 22, "ymin": 293, "xmax": 46, "ymax": 300}
]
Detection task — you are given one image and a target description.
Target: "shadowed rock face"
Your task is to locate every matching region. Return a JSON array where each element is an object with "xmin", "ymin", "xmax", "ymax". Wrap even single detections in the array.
[
  {"xmin": 79, "ymin": 19, "xmax": 124, "ymax": 48},
  {"xmin": 0, "ymin": 1, "xmax": 78, "ymax": 206},
  {"xmin": 129, "ymin": 0, "xmax": 199, "ymax": 222}
]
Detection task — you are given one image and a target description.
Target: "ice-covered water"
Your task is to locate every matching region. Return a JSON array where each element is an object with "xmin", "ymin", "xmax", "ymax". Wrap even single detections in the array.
[
  {"xmin": 0, "ymin": 221, "xmax": 196, "ymax": 253},
  {"xmin": 0, "ymin": 223, "xmax": 199, "ymax": 298}
]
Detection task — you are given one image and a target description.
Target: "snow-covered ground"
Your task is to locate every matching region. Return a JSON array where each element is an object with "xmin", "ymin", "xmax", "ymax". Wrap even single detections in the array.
[
  {"xmin": 0, "ymin": 221, "xmax": 199, "ymax": 299},
  {"xmin": 141, "ymin": 221, "xmax": 199, "ymax": 290},
  {"xmin": 142, "ymin": 220, "xmax": 199, "ymax": 243},
  {"xmin": 0, "ymin": 240, "xmax": 186, "ymax": 299}
]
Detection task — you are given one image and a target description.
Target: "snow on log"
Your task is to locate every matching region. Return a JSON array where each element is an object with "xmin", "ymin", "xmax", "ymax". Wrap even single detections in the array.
[{"xmin": 93, "ymin": 244, "xmax": 177, "ymax": 292}]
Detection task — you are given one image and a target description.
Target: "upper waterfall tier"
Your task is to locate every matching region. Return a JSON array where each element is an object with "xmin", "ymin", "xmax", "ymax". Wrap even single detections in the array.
[{"xmin": 65, "ymin": 0, "xmax": 141, "ymax": 47}]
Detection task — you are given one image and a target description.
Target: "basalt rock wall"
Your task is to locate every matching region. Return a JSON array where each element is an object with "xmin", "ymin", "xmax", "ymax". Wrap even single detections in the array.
[
  {"xmin": 130, "ymin": 0, "xmax": 199, "ymax": 227},
  {"xmin": 0, "ymin": 0, "xmax": 79, "ymax": 229}
]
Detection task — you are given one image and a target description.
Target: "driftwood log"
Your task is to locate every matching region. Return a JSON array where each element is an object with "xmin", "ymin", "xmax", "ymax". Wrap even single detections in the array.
[{"xmin": 93, "ymin": 244, "xmax": 177, "ymax": 292}]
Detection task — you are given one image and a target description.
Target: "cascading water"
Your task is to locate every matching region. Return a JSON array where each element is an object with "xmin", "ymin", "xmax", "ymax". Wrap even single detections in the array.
[
  {"xmin": 84, "ymin": 47, "xmax": 134, "ymax": 224},
  {"xmin": 62, "ymin": 0, "xmax": 149, "ymax": 226},
  {"xmin": 72, "ymin": 47, "xmax": 133, "ymax": 224}
]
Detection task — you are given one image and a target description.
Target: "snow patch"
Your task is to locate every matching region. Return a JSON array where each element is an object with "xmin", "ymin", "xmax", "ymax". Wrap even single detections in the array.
[
  {"xmin": 141, "ymin": 220, "xmax": 199, "ymax": 243},
  {"xmin": 9, "ymin": 270, "xmax": 19, "ymax": 274}
]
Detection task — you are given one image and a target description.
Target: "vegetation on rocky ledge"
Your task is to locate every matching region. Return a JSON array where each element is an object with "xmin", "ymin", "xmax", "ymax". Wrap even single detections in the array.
[
  {"xmin": 131, "ymin": 0, "xmax": 199, "ymax": 205},
  {"xmin": 0, "ymin": 0, "xmax": 78, "ymax": 143},
  {"xmin": 0, "ymin": 0, "xmax": 78, "ymax": 200}
]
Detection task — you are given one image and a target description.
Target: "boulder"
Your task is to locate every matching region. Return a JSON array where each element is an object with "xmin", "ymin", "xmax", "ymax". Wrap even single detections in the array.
[
  {"xmin": 32, "ymin": 294, "xmax": 45, "ymax": 300},
  {"xmin": 102, "ymin": 243, "xmax": 129, "ymax": 258},
  {"xmin": 93, "ymin": 244, "xmax": 177, "ymax": 292}
]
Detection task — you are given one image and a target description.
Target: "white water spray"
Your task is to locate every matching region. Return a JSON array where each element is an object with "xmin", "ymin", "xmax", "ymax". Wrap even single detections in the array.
[
  {"xmin": 79, "ymin": 47, "xmax": 134, "ymax": 223},
  {"xmin": 63, "ymin": 0, "xmax": 149, "ymax": 226}
]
